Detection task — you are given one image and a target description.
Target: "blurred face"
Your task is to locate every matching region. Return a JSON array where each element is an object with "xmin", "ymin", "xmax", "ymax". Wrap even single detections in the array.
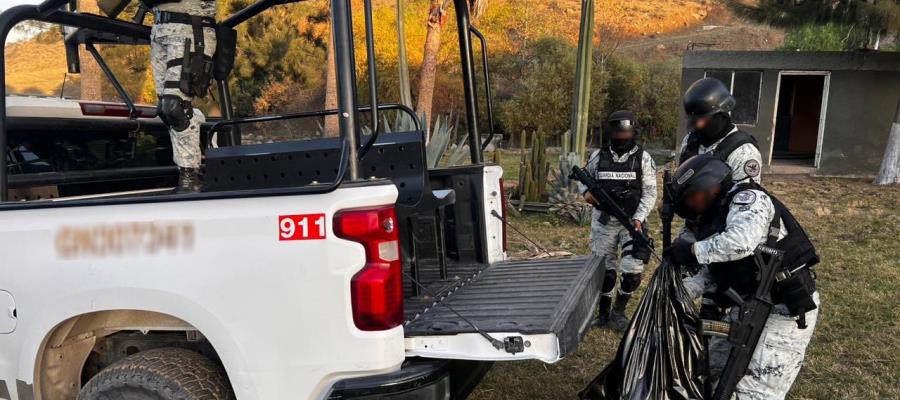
[
  {"xmin": 684, "ymin": 186, "xmax": 721, "ymax": 215},
  {"xmin": 611, "ymin": 128, "xmax": 635, "ymax": 141},
  {"xmin": 690, "ymin": 115, "xmax": 712, "ymax": 132}
]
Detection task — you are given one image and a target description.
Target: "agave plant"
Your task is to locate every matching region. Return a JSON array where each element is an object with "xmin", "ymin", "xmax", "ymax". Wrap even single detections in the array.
[
  {"xmin": 446, "ymin": 131, "xmax": 469, "ymax": 167},
  {"xmin": 342, "ymin": 110, "xmax": 466, "ymax": 169},
  {"xmin": 425, "ymin": 112, "xmax": 461, "ymax": 168},
  {"xmin": 548, "ymin": 160, "xmax": 592, "ymax": 225},
  {"xmin": 549, "ymin": 190, "xmax": 592, "ymax": 225}
]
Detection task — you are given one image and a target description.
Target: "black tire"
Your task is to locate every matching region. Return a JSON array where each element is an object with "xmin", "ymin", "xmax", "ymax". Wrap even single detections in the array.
[{"xmin": 78, "ymin": 347, "xmax": 236, "ymax": 400}]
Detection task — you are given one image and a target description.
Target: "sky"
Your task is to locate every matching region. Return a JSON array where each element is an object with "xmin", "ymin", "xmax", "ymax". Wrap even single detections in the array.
[
  {"xmin": 1, "ymin": 0, "xmax": 52, "ymax": 42},
  {"xmin": 0, "ymin": 0, "xmax": 41, "ymax": 8}
]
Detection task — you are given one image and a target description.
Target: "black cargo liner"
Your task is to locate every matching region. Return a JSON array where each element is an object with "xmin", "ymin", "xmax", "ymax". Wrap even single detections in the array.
[{"xmin": 404, "ymin": 255, "xmax": 603, "ymax": 357}]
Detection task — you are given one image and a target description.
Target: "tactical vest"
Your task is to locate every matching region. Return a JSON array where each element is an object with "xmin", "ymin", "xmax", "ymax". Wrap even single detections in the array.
[
  {"xmin": 696, "ymin": 182, "xmax": 819, "ymax": 319},
  {"xmin": 594, "ymin": 146, "xmax": 644, "ymax": 217},
  {"xmin": 679, "ymin": 129, "xmax": 759, "ymax": 164}
]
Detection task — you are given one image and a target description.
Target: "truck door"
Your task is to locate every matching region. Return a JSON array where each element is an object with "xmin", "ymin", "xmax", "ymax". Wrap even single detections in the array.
[{"xmin": 0, "ymin": 290, "xmax": 15, "ymax": 334}]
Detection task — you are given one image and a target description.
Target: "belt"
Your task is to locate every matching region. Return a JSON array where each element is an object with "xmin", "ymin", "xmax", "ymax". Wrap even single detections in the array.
[{"xmin": 154, "ymin": 10, "xmax": 216, "ymax": 27}]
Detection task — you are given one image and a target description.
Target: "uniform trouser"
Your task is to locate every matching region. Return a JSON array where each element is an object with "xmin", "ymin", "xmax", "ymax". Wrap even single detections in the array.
[
  {"xmin": 150, "ymin": 22, "xmax": 216, "ymax": 169},
  {"xmin": 589, "ymin": 216, "xmax": 644, "ymax": 298},
  {"xmin": 708, "ymin": 291, "xmax": 820, "ymax": 400}
]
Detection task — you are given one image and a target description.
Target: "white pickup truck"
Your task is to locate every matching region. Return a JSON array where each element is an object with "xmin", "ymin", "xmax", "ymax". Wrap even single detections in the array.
[
  {"xmin": 0, "ymin": 95, "xmax": 602, "ymax": 400},
  {"xmin": 0, "ymin": 1, "xmax": 603, "ymax": 399}
]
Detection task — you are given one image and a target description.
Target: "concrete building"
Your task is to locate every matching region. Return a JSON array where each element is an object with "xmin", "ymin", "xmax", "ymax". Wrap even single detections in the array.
[{"xmin": 679, "ymin": 50, "xmax": 900, "ymax": 176}]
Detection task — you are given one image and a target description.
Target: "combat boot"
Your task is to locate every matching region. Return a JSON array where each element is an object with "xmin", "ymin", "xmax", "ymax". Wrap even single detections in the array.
[
  {"xmin": 176, "ymin": 167, "xmax": 203, "ymax": 194},
  {"xmin": 593, "ymin": 295, "xmax": 612, "ymax": 328},
  {"xmin": 608, "ymin": 294, "xmax": 632, "ymax": 332}
]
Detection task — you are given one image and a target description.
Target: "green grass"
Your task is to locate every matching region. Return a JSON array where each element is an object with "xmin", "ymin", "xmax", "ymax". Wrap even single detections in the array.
[{"xmin": 469, "ymin": 175, "xmax": 900, "ymax": 400}]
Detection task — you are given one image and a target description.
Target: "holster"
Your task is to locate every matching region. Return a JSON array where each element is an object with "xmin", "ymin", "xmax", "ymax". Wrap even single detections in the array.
[
  {"xmin": 596, "ymin": 212, "xmax": 610, "ymax": 225},
  {"xmin": 159, "ymin": 11, "xmax": 216, "ymax": 97},
  {"xmin": 773, "ymin": 267, "xmax": 817, "ymax": 327}
]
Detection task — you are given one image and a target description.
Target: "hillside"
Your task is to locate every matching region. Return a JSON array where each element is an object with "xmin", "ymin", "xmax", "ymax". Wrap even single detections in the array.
[
  {"xmin": 4, "ymin": 0, "xmax": 784, "ymax": 144},
  {"xmin": 4, "ymin": 0, "xmax": 780, "ymax": 96},
  {"xmin": 5, "ymin": 38, "xmax": 72, "ymax": 96}
]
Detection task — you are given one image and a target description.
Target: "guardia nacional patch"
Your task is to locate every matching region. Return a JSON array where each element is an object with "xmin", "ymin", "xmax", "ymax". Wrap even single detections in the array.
[
  {"xmin": 743, "ymin": 159, "xmax": 761, "ymax": 177},
  {"xmin": 733, "ymin": 190, "xmax": 757, "ymax": 205}
]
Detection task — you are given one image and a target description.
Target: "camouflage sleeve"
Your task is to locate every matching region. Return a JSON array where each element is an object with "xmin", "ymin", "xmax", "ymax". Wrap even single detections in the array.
[
  {"xmin": 632, "ymin": 151, "xmax": 658, "ymax": 222},
  {"xmin": 683, "ymin": 265, "xmax": 713, "ymax": 300},
  {"xmin": 578, "ymin": 150, "xmax": 602, "ymax": 194},
  {"xmin": 693, "ymin": 189, "xmax": 774, "ymax": 264},
  {"xmin": 726, "ymin": 143, "xmax": 763, "ymax": 184}
]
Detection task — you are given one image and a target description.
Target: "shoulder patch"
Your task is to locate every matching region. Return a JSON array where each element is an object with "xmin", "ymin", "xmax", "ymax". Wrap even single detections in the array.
[
  {"xmin": 733, "ymin": 190, "xmax": 757, "ymax": 205},
  {"xmin": 743, "ymin": 159, "xmax": 761, "ymax": 177}
]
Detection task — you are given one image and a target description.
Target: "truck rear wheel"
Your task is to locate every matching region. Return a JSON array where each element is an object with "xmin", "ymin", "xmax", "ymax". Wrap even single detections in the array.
[{"xmin": 78, "ymin": 347, "xmax": 235, "ymax": 400}]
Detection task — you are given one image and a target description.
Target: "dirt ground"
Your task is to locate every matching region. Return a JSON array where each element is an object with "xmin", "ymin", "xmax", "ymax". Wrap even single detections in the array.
[{"xmin": 469, "ymin": 173, "xmax": 900, "ymax": 399}]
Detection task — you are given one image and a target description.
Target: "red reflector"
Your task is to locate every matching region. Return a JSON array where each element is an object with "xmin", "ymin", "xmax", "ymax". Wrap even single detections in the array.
[
  {"xmin": 79, "ymin": 102, "xmax": 157, "ymax": 118},
  {"xmin": 335, "ymin": 206, "xmax": 403, "ymax": 331}
]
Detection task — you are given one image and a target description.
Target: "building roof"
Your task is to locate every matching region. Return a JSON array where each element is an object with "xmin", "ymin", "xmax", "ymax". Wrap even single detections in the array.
[{"xmin": 683, "ymin": 50, "xmax": 900, "ymax": 72}]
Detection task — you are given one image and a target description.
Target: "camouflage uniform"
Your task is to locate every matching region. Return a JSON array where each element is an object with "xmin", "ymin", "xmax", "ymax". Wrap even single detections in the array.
[
  {"xmin": 678, "ymin": 127, "xmax": 763, "ymax": 184},
  {"xmin": 683, "ymin": 188, "xmax": 820, "ymax": 400},
  {"xmin": 150, "ymin": 0, "xmax": 217, "ymax": 169},
  {"xmin": 583, "ymin": 146, "xmax": 657, "ymax": 329}
]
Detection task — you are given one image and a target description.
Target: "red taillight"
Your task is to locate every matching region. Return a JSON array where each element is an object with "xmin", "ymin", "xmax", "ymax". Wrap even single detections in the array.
[
  {"xmin": 79, "ymin": 102, "xmax": 157, "ymax": 118},
  {"xmin": 334, "ymin": 206, "xmax": 403, "ymax": 331}
]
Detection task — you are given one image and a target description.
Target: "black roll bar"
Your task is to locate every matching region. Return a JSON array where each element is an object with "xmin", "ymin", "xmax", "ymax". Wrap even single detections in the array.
[
  {"xmin": 452, "ymin": 0, "xmax": 482, "ymax": 164},
  {"xmin": 358, "ymin": 0, "xmax": 379, "ymax": 158},
  {"xmin": 0, "ymin": 3, "xmax": 153, "ymax": 200},
  {"xmin": 84, "ymin": 41, "xmax": 138, "ymax": 119},
  {"xmin": 469, "ymin": 26, "xmax": 495, "ymax": 151},
  {"xmin": 206, "ymin": 103, "xmax": 420, "ymax": 136},
  {"xmin": 331, "ymin": 0, "xmax": 361, "ymax": 180},
  {"xmin": 221, "ymin": 0, "xmax": 307, "ymax": 28}
]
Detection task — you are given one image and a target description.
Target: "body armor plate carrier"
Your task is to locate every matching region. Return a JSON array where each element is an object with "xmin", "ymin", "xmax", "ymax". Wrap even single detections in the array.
[
  {"xmin": 698, "ymin": 182, "xmax": 819, "ymax": 328},
  {"xmin": 595, "ymin": 146, "xmax": 644, "ymax": 218}
]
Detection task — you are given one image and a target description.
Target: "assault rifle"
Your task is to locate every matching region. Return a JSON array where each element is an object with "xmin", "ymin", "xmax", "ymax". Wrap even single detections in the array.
[
  {"xmin": 570, "ymin": 165, "xmax": 653, "ymax": 259},
  {"xmin": 660, "ymin": 170, "xmax": 674, "ymax": 249},
  {"xmin": 702, "ymin": 244, "xmax": 785, "ymax": 400}
]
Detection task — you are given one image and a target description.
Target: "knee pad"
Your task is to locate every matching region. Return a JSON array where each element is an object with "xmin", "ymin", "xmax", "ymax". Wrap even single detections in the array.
[
  {"xmin": 619, "ymin": 273, "xmax": 642, "ymax": 295},
  {"xmin": 158, "ymin": 94, "xmax": 194, "ymax": 132},
  {"xmin": 601, "ymin": 269, "xmax": 617, "ymax": 295}
]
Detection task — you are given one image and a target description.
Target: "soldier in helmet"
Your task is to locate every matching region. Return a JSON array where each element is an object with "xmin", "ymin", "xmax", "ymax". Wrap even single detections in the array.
[
  {"xmin": 678, "ymin": 77, "xmax": 763, "ymax": 184},
  {"xmin": 147, "ymin": 0, "xmax": 217, "ymax": 192},
  {"xmin": 582, "ymin": 110, "xmax": 657, "ymax": 331},
  {"xmin": 664, "ymin": 154, "xmax": 819, "ymax": 399},
  {"xmin": 676, "ymin": 78, "xmax": 766, "ymax": 314}
]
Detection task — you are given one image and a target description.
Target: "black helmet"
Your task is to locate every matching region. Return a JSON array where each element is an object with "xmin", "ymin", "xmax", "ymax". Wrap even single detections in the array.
[
  {"xmin": 606, "ymin": 110, "xmax": 638, "ymax": 132},
  {"xmin": 667, "ymin": 154, "xmax": 733, "ymax": 218},
  {"xmin": 683, "ymin": 78, "xmax": 735, "ymax": 121}
]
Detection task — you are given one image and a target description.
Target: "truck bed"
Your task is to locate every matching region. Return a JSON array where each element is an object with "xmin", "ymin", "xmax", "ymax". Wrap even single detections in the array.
[{"xmin": 404, "ymin": 255, "xmax": 602, "ymax": 358}]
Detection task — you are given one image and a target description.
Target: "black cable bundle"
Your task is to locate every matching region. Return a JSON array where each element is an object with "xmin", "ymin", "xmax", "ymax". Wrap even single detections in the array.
[{"xmin": 580, "ymin": 260, "xmax": 706, "ymax": 400}]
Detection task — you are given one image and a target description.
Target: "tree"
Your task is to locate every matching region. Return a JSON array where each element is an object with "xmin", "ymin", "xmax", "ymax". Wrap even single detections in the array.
[
  {"xmin": 396, "ymin": 0, "xmax": 413, "ymax": 109},
  {"xmin": 415, "ymin": 0, "xmax": 449, "ymax": 129},
  {"xmin": 324, "ymin": 14, "xmax": 339, "ymax": 137},
  {"xmin": 78, "ymin": 0, "xmax": 103, "ymax": 101},
  {"xmin": 728, "ymin": 0, "xmax": 899, "ymax": 50},
  {"xmin": 875, "ymin": 99, "xmax": 900, "ymax": 185},
  {"xmin": 416, "ymin": 0, "xmax": 485, "ymax": 129}
]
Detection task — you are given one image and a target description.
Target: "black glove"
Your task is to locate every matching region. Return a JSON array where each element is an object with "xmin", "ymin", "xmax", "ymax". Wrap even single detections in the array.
[
  {"xmin": 664, "ymin": 238, "xmax": 698, "ymax": 267},
  {"xmin": 627, "ymin": 238, "xmax": 653, "ymax": 264},
  {"xmin": 630, "ymin": 244, "xmax": 650, "ymax": 264}
]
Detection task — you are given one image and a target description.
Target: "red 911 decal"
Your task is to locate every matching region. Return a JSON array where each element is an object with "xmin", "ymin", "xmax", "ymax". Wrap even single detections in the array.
[{"xmin": 279, "ymin": 214, "xmax": 327, "ymax": 241}]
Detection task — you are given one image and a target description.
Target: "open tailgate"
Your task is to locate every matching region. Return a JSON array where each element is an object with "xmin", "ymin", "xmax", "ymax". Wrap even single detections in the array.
[{"xmin": 404, "ymin": 255, "xmax": 602, "ymax": 363}]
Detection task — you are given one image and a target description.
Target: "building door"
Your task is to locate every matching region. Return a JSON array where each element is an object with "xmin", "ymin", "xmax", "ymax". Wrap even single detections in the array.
[{"xmin": 772, "ymin": 73, "xmax": 829, "ymax": 168}]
